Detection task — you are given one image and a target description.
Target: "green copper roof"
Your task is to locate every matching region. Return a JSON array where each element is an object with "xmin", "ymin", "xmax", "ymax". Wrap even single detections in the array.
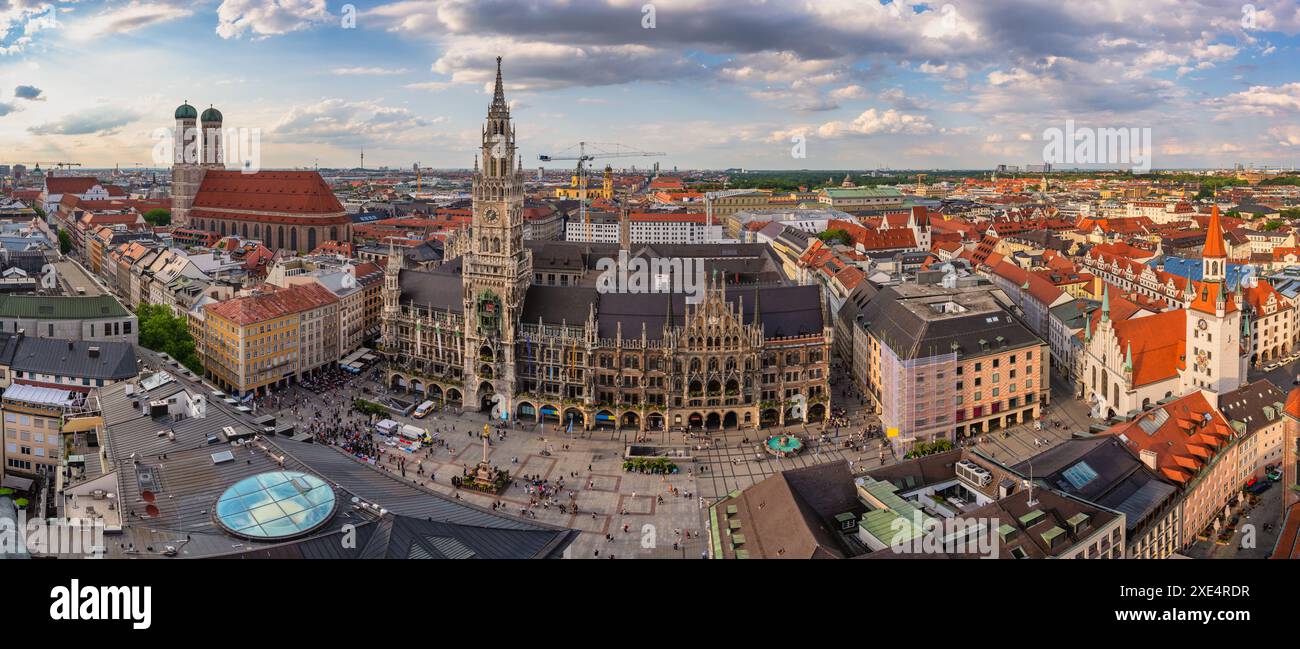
[
  {"xmin": 201, "ymin": 105, "xmax": 223, "ymax": 122},
  {"xmin": 175, "ymin": 102, "xmax": 198, "ymax": 120},
  {"xmin": 822, "ymin": 187, "xmax": 905, "ymax": 198},
  {"xmin": 0, "ymin": 294, "xmax": 130, "ymax": 320}
]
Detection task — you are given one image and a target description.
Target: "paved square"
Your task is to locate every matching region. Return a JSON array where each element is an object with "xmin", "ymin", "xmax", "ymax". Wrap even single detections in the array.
[
  {"xmin": 585, "ymin": 474, "xmax": 621, "ymax": 492},
  {"xmin": 617, "ymin": 494, "xmax": 656, "ymax": 515}
]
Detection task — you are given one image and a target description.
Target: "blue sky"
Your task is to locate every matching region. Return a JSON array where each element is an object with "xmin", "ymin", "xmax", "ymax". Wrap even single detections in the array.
[{"xmin": 2, "ymin": 0, "xmax": 1299, "ymax": 171}]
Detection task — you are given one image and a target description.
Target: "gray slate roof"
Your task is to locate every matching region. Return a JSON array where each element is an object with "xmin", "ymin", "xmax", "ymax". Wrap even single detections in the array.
[
  {"xmin": 0, "ymin": 333, "xmax": 137, "ymax": 381},
  {"xmin": 1012, "ymin": 436, "xmax": 1176, "ymax": 534}
]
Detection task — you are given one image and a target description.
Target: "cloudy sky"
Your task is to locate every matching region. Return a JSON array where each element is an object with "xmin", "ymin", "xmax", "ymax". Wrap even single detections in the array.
[{"xmin": 2, "ymin": 0, "xmax": 1299, "ymax": 170}]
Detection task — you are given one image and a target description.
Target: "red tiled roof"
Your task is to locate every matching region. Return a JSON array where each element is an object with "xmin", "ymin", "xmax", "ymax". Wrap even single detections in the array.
[
  {"xmin": 193, "ymin": 170, "xmax": 344, "ymax": 214},
  {"xmin": 1085, "ymin": 286, "xmax": 1146, "ymax": 336},
  {"xmin": 1273, "ymin": 247, "xmax": 1300, "ymax": 261},
  {"xmin": 1086, "ymin": 248, "xmax": 1188, "ymax": 293},
  {"xmin": 206, "ymin": 283, "xmax": 338, "ymax": 326},
  {"xmin": 311, "ymin": 240, "xmax": 353, "ymax": 256},
  {"xmin": 1103, "ymin": 391, "xmax": 1232, "ymax": 484},
  {"xmin": 1187, "ymin": 279, "xmax": 1238, "ymax": 315},
  {"xmin": 833, "ymin": 266, "xmax": 866, "ymax": 291},
  {"xmin": 826, "ymin": 218, "xmax": 915, "ymax": 251},
  {"xmin": 353, "ymin": 262, "xmax": 383, "ymax": 286},
  {"xmin": 648, "ymin": 177, "xmax": 684, "ymax": 190},
  {"xmin": 1090, "ymin": 241, "xmax": 1155, "ymax": 261},
  {"xmin": 1241, "ymin": 280, "xmax": 1288, "ymax": 316},
  {"xmin": 1271, "ymin": 503, "xmax": 1300, "ymax": 559},
  {"xmin": 44, "ymin": 176, "xmax": 103, "ymax": 195},
  {"xmin": 990, "ymin": 261, "xmax": 1065, "ymax": 307},
  {"xmin": 1286, "ymin": 387, "xmax": 1300, "ymax": 420},
  {"xmin": 1110, "ymin": 309, "xmax": 1186, "ymax": 387}
]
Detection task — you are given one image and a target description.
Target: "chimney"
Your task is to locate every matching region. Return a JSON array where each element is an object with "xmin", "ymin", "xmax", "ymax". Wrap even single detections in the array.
[
  {"xmin": 1139, "ymin": 448, "xmax": 1158, "ymax": 471},
  {"xmin": 88, "ymin": 346, "xmax": 100, "ymax": 358}
]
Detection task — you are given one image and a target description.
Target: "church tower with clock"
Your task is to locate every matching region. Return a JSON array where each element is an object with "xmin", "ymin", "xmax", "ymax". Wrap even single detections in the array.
[{"xmin": 463, "ymin": 57, "xmax": 532, "ymax": 414}]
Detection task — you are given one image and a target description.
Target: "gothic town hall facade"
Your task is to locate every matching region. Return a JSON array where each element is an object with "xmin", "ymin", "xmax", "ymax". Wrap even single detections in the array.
[{"xmin": 380, "ymin": 59, "xmax": 831, "ymax": 432}]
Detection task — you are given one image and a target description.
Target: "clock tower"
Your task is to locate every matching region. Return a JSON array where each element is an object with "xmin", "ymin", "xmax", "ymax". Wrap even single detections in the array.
[
  {"xmin": 1183, "ymin": 205, "xmax": 1243, "ymax": 403},
  {"xmin": 463, "ymin": 57, "xmax": 532, "ymax": 414}
]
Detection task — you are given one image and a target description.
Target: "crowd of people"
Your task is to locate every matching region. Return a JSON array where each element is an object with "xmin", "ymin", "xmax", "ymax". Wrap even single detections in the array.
[{"xmin": 239, "ymin": 359, "xmax": 905, "ymax": 556}]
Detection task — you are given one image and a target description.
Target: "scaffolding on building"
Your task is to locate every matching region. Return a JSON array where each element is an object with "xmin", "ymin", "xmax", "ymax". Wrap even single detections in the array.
[{"xmin": 879, "ymin": 344, "xmax": 957, "ymax": 454}]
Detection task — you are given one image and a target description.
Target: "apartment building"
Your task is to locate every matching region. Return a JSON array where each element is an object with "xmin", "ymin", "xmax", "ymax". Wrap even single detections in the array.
[
  {"xmin": 1103, "ymin": 392, "xmax": 1244, "ymax": 548},
  {"xmin": 199, "ymin": 283, "xmax": 339, "ymax": 396},
  {"xmin": 1219, "ymin": 380, "xmax": 1289, "ymax": 483},
  {"xmin": 848, "ymin": 281, "xmax": 1050, "ymax": 453},
  {"xmin": 1, "ymin": 384, "xmax": 96, "ymax": 479},
  {"xmin": 266, "ymin": 256, "xmax": 384, "ymax": 356}
]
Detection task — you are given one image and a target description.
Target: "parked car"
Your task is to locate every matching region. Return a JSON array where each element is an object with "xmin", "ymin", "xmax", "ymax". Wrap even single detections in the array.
[{"xmin": 1265, "ymin": 362, "xmax": 1279, "ymax": 371}]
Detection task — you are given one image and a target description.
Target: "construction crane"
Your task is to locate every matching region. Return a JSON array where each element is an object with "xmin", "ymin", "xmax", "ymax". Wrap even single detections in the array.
[
  {"xmin": 32, "ymin": 162, "xmax": 82, "ymax": 175},
  {"xmin": 538, "ymin": 142, "xmax": 664, "ymax": 243}
]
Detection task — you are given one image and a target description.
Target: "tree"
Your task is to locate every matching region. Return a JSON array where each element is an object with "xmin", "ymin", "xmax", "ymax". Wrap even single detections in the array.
[
  {"xmin": 818, "ymin": 229, "xmax": 851, "ymax": 245},
  {"xmin": 57, "ymin": 228, "xmax": 71, "ymax": 255},
  {"xmin": 142, "ymin": 208, "xmax": 171, "ymax": 227},
  {"xmin": 1262, "ymin": 220, "xmax": 1283, "ymax": 231},
  {"xmin": 136, "ymin": 304, "xmax": 202, "ymax": 374}
]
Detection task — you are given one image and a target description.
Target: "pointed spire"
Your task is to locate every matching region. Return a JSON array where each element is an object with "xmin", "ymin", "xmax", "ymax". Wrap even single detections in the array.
[
  {"xmin": 1101, "ymin": 283, "xmax": 1110, "ymax": 322},
  {"xmin": 490, "ymin": 56, "xmax": 508, "ymax": 113},
  {"xmin": 1203, "ymin": 205, "xmax": 1227, "ymax": 259},
  {"xmin": 1124, "ymin": 342, "xmax": 1133, "ymax": 372},
  {"xmin": 1085, "ymin": 310, "xmax": 1092, "ymax": 341}
]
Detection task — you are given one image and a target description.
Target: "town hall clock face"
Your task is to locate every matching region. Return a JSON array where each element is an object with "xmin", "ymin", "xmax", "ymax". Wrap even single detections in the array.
[
  {"xmin": 485, "ymin": 208, "xmax": 498, "ymax": 223},
  {"xmin": 1198, "ymin": 319, "xmax": 1208, "ymax": 330}
]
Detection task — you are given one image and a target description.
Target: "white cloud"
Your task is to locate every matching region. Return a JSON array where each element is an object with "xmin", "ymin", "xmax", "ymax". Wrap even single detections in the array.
[
  {"xmin": 216, "ymin": 0, "xmax": 333, "ymax": 40},
  {"xmin": 1270, "ymin": 126, "xmax": 1300, "ymax": 147},
  {"xmin": 815, "ymin": 108, "xmax": 934, "ymax": 138},
  {"xmin": 270, "ymin": 98, "xmax": 437, "ymax": 146},
  {"xmin": 64, "ymin": 1, "xmax": 192, "ymax": 41},
  {"xmin": 1208, "ymin": 82, "xmax": 1300, "ymax": 116},
  {"xmin": 829, "ymin": 85, "xmax": 869, "ymax": 101},
  {"xmin": 429, "ymin": 36, "xmax": 701, "ymax": 91}
]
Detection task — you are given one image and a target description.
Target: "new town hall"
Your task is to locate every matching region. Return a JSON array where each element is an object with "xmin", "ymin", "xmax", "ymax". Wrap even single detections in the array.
[{"xmin": 380, "ymin": 59, "xmax": 831, "ymax": 432}]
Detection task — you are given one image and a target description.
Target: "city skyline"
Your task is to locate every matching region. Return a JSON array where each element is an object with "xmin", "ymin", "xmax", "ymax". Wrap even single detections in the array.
[{"xmin": 1, "ymin": 0, "xmax": 1299, "ymax": 170}]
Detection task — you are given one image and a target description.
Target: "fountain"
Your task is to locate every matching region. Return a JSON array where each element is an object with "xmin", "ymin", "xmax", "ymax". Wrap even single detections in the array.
[{"xmin": 765, "ymin": 434, "xmax": 805, "ymax": 457}]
